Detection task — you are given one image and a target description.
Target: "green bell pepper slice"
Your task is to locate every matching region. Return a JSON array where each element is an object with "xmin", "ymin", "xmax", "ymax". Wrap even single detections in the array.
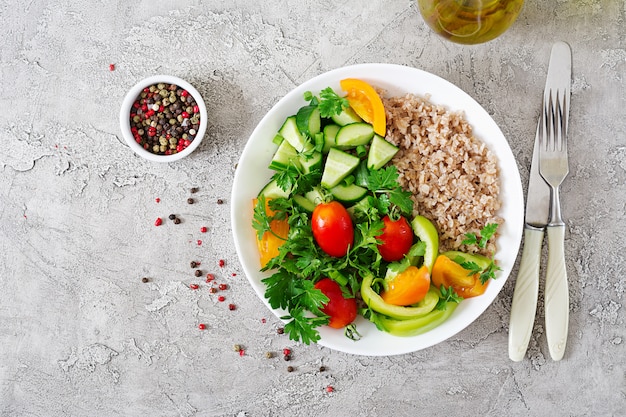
[
  {"xmin": 377, "ymin": 301, "xmax": 458, "ymax": 337},
  {"xmin": 361, "ymin": 274, "xmax": 438, "ymax": 320},
  {"xmin": 411, "ymin": 215, "xmax": 439, "ymax": 272}
]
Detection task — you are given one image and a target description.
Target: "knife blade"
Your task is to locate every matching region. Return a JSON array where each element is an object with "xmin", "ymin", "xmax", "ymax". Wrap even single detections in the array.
[{"xmin": 508, "ymin": 42, "xmax": 571, "ymax": 362}]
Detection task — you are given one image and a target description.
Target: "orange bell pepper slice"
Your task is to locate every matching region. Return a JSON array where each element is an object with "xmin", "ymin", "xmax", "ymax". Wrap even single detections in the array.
[
  {"xmin": 431, "ymin": 255, "xmax": 488, "ymax": 299},
  {"xmin": 380, "ymin": 265, "xmax": 431, "ymax": 306},
  {"xmin": 253, "ymin": 198, "xmax": 289, "ymax": 268},
  {"xmin": 339, "ymin": 78, "xmax": 386, "ymax": 137}
]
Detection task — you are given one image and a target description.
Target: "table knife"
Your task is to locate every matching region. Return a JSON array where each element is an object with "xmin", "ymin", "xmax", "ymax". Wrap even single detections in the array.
[{"xmin": 508, "ymin": 43, "xmax": 571, "ymax": 362}]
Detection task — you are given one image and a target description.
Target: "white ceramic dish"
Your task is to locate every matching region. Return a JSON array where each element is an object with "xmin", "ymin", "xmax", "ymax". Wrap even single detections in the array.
[
  {"xmin": 119, "ymin": 75, "xmax": 207, "ymax": 162},
  {"xmin": 231, "ymin": 63, "xmax": 523, "ymax": 356}
]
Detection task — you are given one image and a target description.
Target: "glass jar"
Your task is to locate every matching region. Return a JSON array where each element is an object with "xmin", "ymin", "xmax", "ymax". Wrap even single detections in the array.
[{"xmin": 417, "ymin": 0, "xmax": 525, "ymax": 45}]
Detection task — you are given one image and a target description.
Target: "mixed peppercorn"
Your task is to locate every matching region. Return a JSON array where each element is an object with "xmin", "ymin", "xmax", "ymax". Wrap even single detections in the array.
[{"xmin": 129, "ymin": 83, "xmax": 201, "ymax": 155}]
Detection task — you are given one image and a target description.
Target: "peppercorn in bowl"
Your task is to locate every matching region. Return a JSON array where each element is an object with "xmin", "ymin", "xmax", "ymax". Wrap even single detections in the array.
[{"xmin": 119, "ymin": 75, "xmax": 207, "ymax": 162}]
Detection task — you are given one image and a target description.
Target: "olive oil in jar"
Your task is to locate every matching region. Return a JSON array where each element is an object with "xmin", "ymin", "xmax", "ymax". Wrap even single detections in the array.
[{"xmin": 417, "ymin": 0, "xmax": 524, "ymax": 44}]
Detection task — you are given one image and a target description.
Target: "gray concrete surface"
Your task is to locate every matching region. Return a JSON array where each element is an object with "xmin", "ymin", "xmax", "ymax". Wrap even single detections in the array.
[{"xmin": 1, "ymin": 1, "xmax": 624, "ymax": 416}]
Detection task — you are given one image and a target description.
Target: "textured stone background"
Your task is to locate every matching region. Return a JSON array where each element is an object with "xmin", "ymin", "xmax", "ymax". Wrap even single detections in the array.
[{"xmin": 1, "ymin": 1, "xmax": 624, "ymax": 416}]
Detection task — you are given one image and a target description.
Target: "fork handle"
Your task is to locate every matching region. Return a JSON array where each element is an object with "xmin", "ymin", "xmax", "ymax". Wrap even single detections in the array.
[
  {"xmin": 545, "ymin": 225, "xmax": 569, "ymax": 361},
  {"xmin": 509, "ymin": 228, "xmax": 543, "ymax": 361}
]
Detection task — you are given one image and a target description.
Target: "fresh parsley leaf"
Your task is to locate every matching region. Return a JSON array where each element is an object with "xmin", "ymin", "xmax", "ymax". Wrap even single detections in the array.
[
  {"xmin": 318, "ymin": 87, "xmax": 349, "ymax": 118},
  {"xmin": 389, "ymin": 187, "xmax": 414, "ymax": 216},
  {"xmin": 283, "ymin": 308, "xmax": 327, "ymax": 345},
  {"xmin": 252, "ymin": 195, "xmax": 272, "ymax": 240},
  {"xmin": 367, "ymin": 166, "xmax": 400, "ymax": 191},
  {"xmin": 479, "ymin": 261, "xmax": 502, "ymax": 284},
  {"xmin": 436, "ymin": 285, "xmax": 463, "ymax": 310},
  {"xmin": 462, "ymin": 223, "xmax": 499, "ymax": 248}
]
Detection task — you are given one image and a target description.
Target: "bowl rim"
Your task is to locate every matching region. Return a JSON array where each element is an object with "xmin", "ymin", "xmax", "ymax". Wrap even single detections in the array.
[{"xmin": 119, "ymin": 74, "xmax": 208, "ymax": 162}]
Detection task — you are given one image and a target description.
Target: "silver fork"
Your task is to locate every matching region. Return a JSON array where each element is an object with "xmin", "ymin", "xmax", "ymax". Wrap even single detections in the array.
[{"xmin": 539, "ymin": 88, "xmax": 570, "ymax": 361}]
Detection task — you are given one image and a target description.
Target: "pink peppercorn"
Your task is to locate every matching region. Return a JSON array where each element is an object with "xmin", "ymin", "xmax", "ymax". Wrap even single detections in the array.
[
  {"xmin": 218, "ymin": 295, "xmax": 225, "ymax": 302},
  {"xmin": 154, "ymin": 217, "xmax": 163, "ymax": 226},
  {"xmin": 200, "ymin": 226, "xmax": 207, "ymax": 233},
  {"xmin": 190, "ymin": 284, "xmax": 199, "ymax": 290},
  {"xmin": 198, "ymin": 323, "xmax": 206, "ymax": 330}
]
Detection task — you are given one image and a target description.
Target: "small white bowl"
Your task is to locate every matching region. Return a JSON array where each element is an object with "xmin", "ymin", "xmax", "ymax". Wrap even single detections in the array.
[{"xmin": 119, "ymin": 75, "xmax": 207, "ymax": 162}]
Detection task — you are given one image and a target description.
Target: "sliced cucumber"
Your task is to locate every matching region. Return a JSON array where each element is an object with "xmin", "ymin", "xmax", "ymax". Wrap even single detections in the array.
[
  {"xmin": 321, "ymin": 148, "xmax": 360, "ymax": 189},
  {"xmin": 305, "ymin": 186, "xmax": 325, "ymax": 205},
  {"xmin": 331, "ymin": 107, "xmax": 363, "ymax": 126},
  {"xmin": 296, "ymin": 105, "xmax": 321, "ymax": 136},
  {"xmin": 322, "ymin": 124, "xmax": 340, "ymax": 153},
  {"xmin": 329, "ymin": 183, "xmax": 368, "ymax": 204},
  {"xmin": 299, "ymin": 150, "xmax": 323, "ymax": 174},
  {"xmin": 258, "ymin": 178, "xmax": 289, "ymax": 199},
  {"xmin": 367, "ymin": 135, "xmax": 399, "ymax": 169},
  {"xmin": 268, "ymin": 139, "xmax": 301, "ymax": 171},
  {"xmin": 293, "ymin": 194, "xmax": 316, "ymax": 212},
  {"xmin": 279, "ymin": 116, "xmax": 314, "ymax": 153},
  {"xmin": 335, "ymin": 123, "xmax": 375, "ymax": 149}
]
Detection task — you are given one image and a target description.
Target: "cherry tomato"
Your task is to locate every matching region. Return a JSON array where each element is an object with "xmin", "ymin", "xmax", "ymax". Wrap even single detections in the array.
[
  {"xmin": 314, "ymin": 278, "xmax": 357, "ymax": 328},
  {"xmin": 377, "ymin": 215, "xmax": 413, "ymax": 262},
  {"xmin": 311, "ymin": 201, "xmax": 354, "ymax": 257}
]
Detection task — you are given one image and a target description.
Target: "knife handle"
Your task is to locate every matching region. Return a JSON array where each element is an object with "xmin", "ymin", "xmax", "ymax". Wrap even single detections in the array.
[
  {"xmin": 508, "ymin": 228, "xmax": 543, "ymax": 362},
  {"xmin": 545, "ymin": 225, "xmax": 569, "ymax": 361}
]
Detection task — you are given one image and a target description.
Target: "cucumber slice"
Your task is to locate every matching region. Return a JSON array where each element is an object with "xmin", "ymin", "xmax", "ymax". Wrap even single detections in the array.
[
  {"xmin": 367, "ymin": 135, "xmax": 399, "ymax": 169},
  {"xmin": 293, "ymin": 194, "xmax": 316, "ymax": 212},
  {"xmin": 279, "ymin": 116, "xmax": 314, "ymax": 152},
  {"xmin": 322, "ymin": 124, "xmax": 340, "ymax": 153},
  {"xmin": 258, "ymin": 178, "xmax": 289, "ymax": 198},
  {"xmin": 305, "ymin": 186, "xmax": 325, "ymax": 205},
  {"xmin": 268, "ymin": 139, "xmax": 301, "ymax": 171},
  {"xmin": 329, "ymin": 183, "xmax": 367, "ymax": 204},
  {"xmin": 296, "ymin": 105, "xmax": 321, "ymax": 136},
  {"xmin": 321, "ymin": 148, "xmax": 360, "ymax": 189},
  {"xmin": 335, "ymin": 123, "xmax": 375, "ymax": 149},
  {"xmin": 331, "ymin": 107, "xmax": 363, "ymax": 126},
  {"xmin": 299, "ymin": 150, "xmax": 323, "ymax": 174}
]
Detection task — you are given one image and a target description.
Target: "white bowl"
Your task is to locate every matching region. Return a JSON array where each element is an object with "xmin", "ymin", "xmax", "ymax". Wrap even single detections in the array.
[
  {"xmin": 119, "ymin": 75, "xmax": 207, "ymax": 162},
  {"xmin": 231, "ymin": 63, "xmax": 524, "ymax": 356}
]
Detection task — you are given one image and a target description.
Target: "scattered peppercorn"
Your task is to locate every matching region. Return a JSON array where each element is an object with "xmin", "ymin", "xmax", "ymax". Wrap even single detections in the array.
[
  {"xmin": 283, "ymin": 354, "xmax": 291, "ymax": 362},
  {"xmin": 265, "ymin": 352, "xmax": 273, "ymax": 359},
  {"xmin": 194, "ymin": 270, "xmax": 202, "ymax": 277},
  {"xmin": 319, "ymin": 366, "xmax": 326, "ymax": 372},
  {"xmin": 239, "ymin": 349, "xmax": 245, "ymax": 357},
  {"xmin": 218, "ymin": 283, "xmax": 228, "ymax": 291},
  {"xmin": 154, "ymin": 217, "xmax": 163, "ymax": 226},
  {"xmin": 169, "ymin": 214, "xmax": 176, "ymax": 220},
  {"xmin": 287, "ymin": 366, "xmax": 294, "ymax": 372},
  {"xmin": 200, "ymin": 226, "xmax": 207, "ymax": 233},
  {"xmin": 197, "ymin": 240, "xmax": 202, "ymax": 246},
  {"xmin": 109, "ymin": 64, "xmax": 115, "ymax": 71},
  {"xmin": 189, "ymin": 284, "xmax": 199, "ymax": 290},
  {"xmin": 190, "ymin": 261, "xmax": 198, "ymax": 268},
  {"xmin": 141, "ymin": 277, "xmax": 149, "ymax": 283},
  {"xmin": 198, "ymin": 323, "xmax": 206, "ymax": 330},
  {"xmin": 283, "ymin": 348, "xmax": 291, "ymax": 356},
  {"xmin": 219, "ymin": 259, "xmax": 225, "ymax": 268},
  {"xmin": 209, "ymin": 287, "xmax": 217, "ymax": 294},
  {"xmin": 233, "ymin": 344, "xmax": 241, "ymax": 352},
  {"xmin": 217, "ymin": 198, "xmax": 224, "ymax": 205},
  {"xmin": 326, "ymin": 386, "xmax": 334, "ymax": 393},
  {"xmin": 173, "ymin": 218, "xmax": 181, "ymax": 224},
  {"xmin": 228, "ymin": 303, "xmax": 236, "ymax": 311},
  {"xmin": 206, "ymin": 273, "xmax": 214, "ymax": 282},
  {"xmin": 218, "ymin": 295, "xmax": 225, "ymax": 302},
  {"xmin": 191, "ymin": 187, "xmax": 199, "ymax": 193},
  {"xmin": 187, "ymin": 198, "xmax": 194, "ymax": 204},
  {"xmin": 155, "ymin": 198, "xmax": 161, "ymax": 203},
  {"xmin": 277, "ymin": 327, "xmax": 284, "ymax": 334}
]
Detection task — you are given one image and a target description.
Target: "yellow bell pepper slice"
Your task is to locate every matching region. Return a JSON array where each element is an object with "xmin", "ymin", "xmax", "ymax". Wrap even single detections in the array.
[
  {"xmin": 431, "ymin": 254, "xmax": 489, "ymax": 298},
  {"xmin": 253, "ymin": 198, "xmax": 289, "ymax": 268},
  {"xmin": 339, "ymin": 78, "xmax": 386, "ymax": 137},
  {"xmin": 380, "ymin": 265, "xmax": 431, "ymax": 306}
]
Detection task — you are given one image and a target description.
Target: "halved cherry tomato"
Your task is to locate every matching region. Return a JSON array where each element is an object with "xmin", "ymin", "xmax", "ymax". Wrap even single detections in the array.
[
  {"xmin": 339, "ymin": 78, "xmax": 386, "ymax": 137},
  {"xmin": 381, "ymin": 265, "xmax": 431, "ymax": 306},
  {"xmin": 253, "ymin": 198, "xmax": 289, "ymax": 268},
  {"xmin": 314, "ymin": 278, "xmax": 357, "ymax": 328},
  {"xmin": 311, "ymin": 201, "xmax": 354, "ymax": 257},
  {"xmin": 431, "ymin": 254, "xmax": 488, "ymax": 298},
  {"xmin": 377, "ymin": 215, "xmax": 414, "ymax": 262}
]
